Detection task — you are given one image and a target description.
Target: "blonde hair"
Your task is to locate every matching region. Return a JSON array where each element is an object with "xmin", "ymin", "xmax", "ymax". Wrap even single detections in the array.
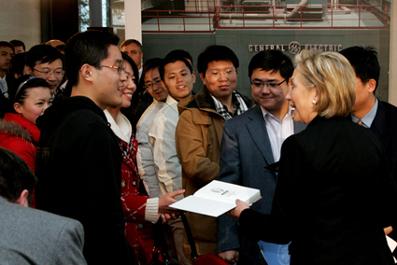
[{"xmin": 295, "ymin": 50, "xmax": 356, "ymax": 118}]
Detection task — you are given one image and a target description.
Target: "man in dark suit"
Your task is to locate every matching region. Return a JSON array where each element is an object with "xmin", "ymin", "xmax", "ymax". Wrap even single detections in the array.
[
  {"xmin": 0, "ymin": 148, "xmax": 86, "ymax": 265},
  {"xmin": 340, "ymin": 46, "xmax": 397, "ymax": 239},
  {"xmin": 217, "ymin": 50, "xmax": 305, "ymax": 265}
]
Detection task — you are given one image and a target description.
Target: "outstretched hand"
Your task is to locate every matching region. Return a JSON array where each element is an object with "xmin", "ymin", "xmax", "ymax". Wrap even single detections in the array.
[
  {"xmin": 158, "ymin": 189, "xmax": 185, "ymax": 222},
  {"xmin": 158, "ymin": 189, "xmax": 185, "ymax": 209},
  {"xmin": 229, "ymin": 199, "xmax": 250, "ymax": 218}
]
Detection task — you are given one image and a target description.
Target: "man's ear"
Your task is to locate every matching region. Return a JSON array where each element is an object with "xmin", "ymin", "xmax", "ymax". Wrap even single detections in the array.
[
  {"xmin": 200, "ymin": 73, "xmax": 206, "ymax": 85},
  {"xmin": 25, "ymin": 66, "xmax": 33, "ymax": 75},
  {"xmin": 80, "ymin": 64, "xmax": 94, "ymax": 82},
  {"xmin": 367, "ymin": 79, "xmax": 377, "ymax": 93},
  {"xmin": 15, "ymin": 189, "xmax": 29, "ymax": 207}
]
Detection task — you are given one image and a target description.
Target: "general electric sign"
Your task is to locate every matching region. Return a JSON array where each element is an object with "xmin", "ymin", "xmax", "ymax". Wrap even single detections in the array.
[{"xmin": 248, "ymin": 41, "xmax": 343, "ymax": 55}]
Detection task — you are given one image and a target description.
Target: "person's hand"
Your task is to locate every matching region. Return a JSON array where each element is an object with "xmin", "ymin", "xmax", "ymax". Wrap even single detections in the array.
[
  {"xmin": 160, "ymin": 213, "xmax": 173, "ymax": 222},
  {"xmin": 218, "ymin": 250, "xmax": 239, "ymax": 264},
  {"xmin": 229, "ymin": 199, "xmax": 250, "ymax": 218},
  {"xmin": 384, "ymin": 226, "xmax": 393, "ymax": 235},
  {"xmin": 158, "ymin": 189, "xmax": 185, "ymax": 209}
]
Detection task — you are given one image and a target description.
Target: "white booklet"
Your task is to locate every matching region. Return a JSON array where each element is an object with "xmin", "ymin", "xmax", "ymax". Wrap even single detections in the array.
[
  {"xmin": 386, "ymin": 236, "xmax": 397, "ymax": 263},
  {"xmin": 169, "ymin": 180, "xmax": 262, "ymax": 217}
]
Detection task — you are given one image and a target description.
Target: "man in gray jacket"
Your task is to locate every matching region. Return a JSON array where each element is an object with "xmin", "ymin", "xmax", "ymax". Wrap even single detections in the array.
[
  {"xmin": 217, "ymin": 50, "xmax": 305, "ymax": 265},
  {"xmin": 0, "ymin": 147, "xmax": 86, "ymax": 265}
]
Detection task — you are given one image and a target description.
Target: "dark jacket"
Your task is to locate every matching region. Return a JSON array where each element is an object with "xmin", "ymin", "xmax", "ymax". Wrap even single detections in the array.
[
  {"xmin": 217, "ymin": 106, "xmax": 305, "ymax": 265},
  {"xmin": 239, "ymin": 116, "xmax": 397, "ymax": 265},
  {"xmin": 371, "ymin": 100, "xmax": 397, "ymax": 239},
  {"xmin": 371, "ymin": 101, "xmax": 397, "ymax": 185},
  {"xmin": 36, "ymin": 96, "xmax": 133, "ymax": 265}
]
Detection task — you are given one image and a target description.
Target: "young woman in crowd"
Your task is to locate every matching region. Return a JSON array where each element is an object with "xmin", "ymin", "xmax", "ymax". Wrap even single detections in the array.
[
  {"xmin": 0, "ymin": 76, "xmax": 51, "ymax": 172},
  {"xmin": 104, "ymin": 52, "xmax": 184, "ymax": 264}
]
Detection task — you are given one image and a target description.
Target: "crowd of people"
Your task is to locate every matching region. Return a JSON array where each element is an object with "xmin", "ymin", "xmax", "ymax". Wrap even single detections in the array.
[{"xmin": 1, "ymin": 30, "xmax": 397, "ymax": 265}]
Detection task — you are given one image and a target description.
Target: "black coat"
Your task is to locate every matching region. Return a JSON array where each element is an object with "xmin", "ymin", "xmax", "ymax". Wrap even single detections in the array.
[
  {"xmin": 36, "ymin": 96, "xmax": 133, "ymax": 265},
  {"xmin": 239, "ymin": 116, "xmax": 397, "ymax": 265},
  {"xmin": 371, "ymin": 101, "xmax": 397, "ymax": 186}
]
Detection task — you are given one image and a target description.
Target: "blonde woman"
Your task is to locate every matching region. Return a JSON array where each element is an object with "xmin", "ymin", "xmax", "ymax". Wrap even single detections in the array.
[{"xmin": 232, "ymin": 51, "xmax": 397, "ymax": 265}]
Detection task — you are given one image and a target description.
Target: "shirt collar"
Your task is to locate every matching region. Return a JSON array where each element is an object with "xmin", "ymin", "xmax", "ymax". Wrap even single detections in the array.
[
  {"xmin": 260, "ymin": 105, "xmax": 293, "ymax": 122},
  {"xmin": 352, "ymin": 98, "xmax": 378, "ymax": 127}
]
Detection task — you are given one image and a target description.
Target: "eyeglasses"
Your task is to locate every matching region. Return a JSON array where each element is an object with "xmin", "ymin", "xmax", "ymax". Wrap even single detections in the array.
[
  {"xmin": 208, "ymin": 68, "xmax": 236, "ymax": 78},
  {"xmin": 100, "ymin": 62, "xmax": 125, "ymax": 75},
  {"xmin": 33, "ymin": 67, "xmax": 64, "ymax": 77},
  {"xmin": 250, "ymin": 79, "xmax": 286, "ymax": 89},
  {"xmin": 144, "ymin": 78, "xmax": 162, "ymax": 89}
]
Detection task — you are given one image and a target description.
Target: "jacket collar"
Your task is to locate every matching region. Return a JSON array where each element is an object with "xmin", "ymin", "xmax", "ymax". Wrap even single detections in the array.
[
  {"xmin": 37, "ymin": 96, "xmax": 106, "ymax": 132},
  {"xmin": 3, "ymin": 113, "xmax": 40, "ymax": 143}
]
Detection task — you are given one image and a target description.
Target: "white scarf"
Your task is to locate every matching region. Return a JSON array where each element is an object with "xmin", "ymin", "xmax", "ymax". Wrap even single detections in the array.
[{"xmin": 104, "ymin": 109, "xmax": 132, "ymax": 143}]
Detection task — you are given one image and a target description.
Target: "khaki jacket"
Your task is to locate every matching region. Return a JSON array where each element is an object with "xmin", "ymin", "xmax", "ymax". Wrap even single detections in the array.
[{"xmin": 176, "ymin": 89, "xmax": 251, "ymax": 254}]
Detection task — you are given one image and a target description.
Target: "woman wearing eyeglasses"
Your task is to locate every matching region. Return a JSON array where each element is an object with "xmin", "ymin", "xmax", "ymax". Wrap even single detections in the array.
[
  {"xmin": 0, "ymin": 76, "xmax": 51, "ymax": 173},
  {"xmin": 231, "ymin": 51, "xmax": 397, "ymax": 265}
]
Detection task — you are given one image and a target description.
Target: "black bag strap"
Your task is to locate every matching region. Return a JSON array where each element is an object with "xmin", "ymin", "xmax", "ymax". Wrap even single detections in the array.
[{"xmin": 180, "ymin": 211, "xmax": 199, "ymax": 260}]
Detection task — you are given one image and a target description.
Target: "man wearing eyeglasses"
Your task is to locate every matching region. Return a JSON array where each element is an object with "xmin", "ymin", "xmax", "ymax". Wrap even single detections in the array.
[
  {"xmin": 217, "ymin": 50, "xmax": 305, "ymax": 265},
  {"xmin": 136, "ymin": 58, "xmax": 168, "ymax": 198},
  {"xmin": 26, "ymin": 44, "xmax": 64, "ymax": 92},
  {"xmin": 35, "ymin": 31, "xmax": 134, "ymax": 264}
]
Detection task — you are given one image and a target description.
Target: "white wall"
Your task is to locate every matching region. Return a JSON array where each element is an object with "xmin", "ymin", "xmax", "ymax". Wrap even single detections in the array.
[{"xmin": 0, "ymin": 0, "xmax": 41, "ymax": 50}]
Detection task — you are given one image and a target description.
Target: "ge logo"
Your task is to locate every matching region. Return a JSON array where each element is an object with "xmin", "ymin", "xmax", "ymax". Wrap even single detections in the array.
[{"xmin": 288, "ymin": 41, "xmax": 301, "ymax": 55}]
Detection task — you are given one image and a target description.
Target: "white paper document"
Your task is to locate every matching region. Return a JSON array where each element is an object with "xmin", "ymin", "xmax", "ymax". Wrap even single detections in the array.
[
  {"xmin": 170, "ymin": 180, "xmax": 262, "ymax": 217},
  {"xmin": 386, "ymin": 235, "xmax": 397, "ymax": 262}
]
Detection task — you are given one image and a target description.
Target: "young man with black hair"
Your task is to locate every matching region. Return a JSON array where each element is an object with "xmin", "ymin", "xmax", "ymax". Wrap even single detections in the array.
[
  {"xmin": 340, "ymin": 46, "xmax": 397, "ymax": 240},
  {"xmin": 175, "ymin": 45, "xmax": 252, "ymax": 256},
  {"xmin": 0, "ymin": 41, "xmax": 14, "ymax": 100},
  {"xmin": 36, "ymin": 30, "xmax": 133, "ymax": 264},
  {"xmin": 10, "ymin": 39, "xmax": 25, "ymax": 54},
  {"xmin": 149, "ymin": 50, "xmax": 196, "ymax": 265},
  {"xmin": 217, "ymin": 50, "xmax": 305, "ymax": 265},
  {"xmin": 136, "ymin": 58, "xmax": 168, "ymax": 198},
  {"xmin": 26, "ymin": 44, "xmax": 64, "ymax": 92}
]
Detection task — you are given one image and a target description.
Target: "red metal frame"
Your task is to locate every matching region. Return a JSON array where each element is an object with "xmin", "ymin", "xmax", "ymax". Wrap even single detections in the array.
[{"xmin": 141, "ymin": 1, "xmax": 390, "ymax": 33}]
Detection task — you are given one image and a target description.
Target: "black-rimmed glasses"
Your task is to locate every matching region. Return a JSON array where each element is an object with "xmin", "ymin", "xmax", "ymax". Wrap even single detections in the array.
[
  {"xmin": 251, "ymin": 79, "xmax": 286, "ymax": 89},
  {"xmin": 33, "ymin": 67, "xmax": 64, "ymax": 77}
]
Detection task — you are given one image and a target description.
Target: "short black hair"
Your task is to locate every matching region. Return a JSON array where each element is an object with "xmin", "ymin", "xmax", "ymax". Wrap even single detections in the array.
[
  {"xmin": 9, "ymin": 52, "xmax": 27, "ymax": 79},
  {"xmin": 159, "ymin": 50, "xmax": 193, "ymax": 80},
  {"xmin": 10, "ymin": 39, "xmax": 26, "ymax": 51},
  {"xmin": 340, "ymin": 46, "xmax": 380, "ymax": 90},
  {"xmin": 0, "ymin": 41, "xmax": 14, "ymax": 51},
  {"xmin": 197, "ymin": 45, "xmax": 239, "ymax": 74},
  {"xmin": 13, "ymin": 75, "xmax": 50, "ymax": 105},
  {"xmin": 248, "ymin": 50, "xmax": 294, "ymax": 81},
  {"xmin": 0, "ymin": 148, "xmax": 37, "ymax": 202},
  {"xmin": 166, "ymin": 49, "xmax": 193, "ymax": 64},
  {"xmin": 142, "ymin": 58, "xmax": 163, "ymax": 80},
  {"xmin": 26, "ymin": 44, "xmax": 64, "ymax": 69},
  {"xmin": 65, "ymin": 30, "xmax": 120, "ymax": 87}
]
